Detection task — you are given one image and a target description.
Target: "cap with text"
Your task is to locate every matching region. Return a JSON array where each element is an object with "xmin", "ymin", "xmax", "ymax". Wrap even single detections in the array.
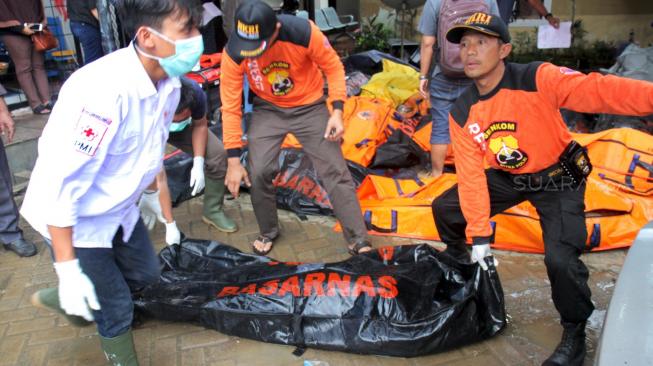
[
  {"xmin": 227, "ymin": 0, "xmax": 278, "ymax": 58},
  {"xmin": 446, "ymin": 12, "xmax": 511, "ymax": 44}
]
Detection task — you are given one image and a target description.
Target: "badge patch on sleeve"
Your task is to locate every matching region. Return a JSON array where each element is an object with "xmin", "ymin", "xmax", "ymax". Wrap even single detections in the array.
[{"xmin": 72, "ymin": 109, "xmax": 111, "ymax": 156}]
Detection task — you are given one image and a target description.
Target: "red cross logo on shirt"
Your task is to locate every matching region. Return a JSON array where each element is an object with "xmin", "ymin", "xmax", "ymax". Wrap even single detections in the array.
[{"xmin": 82, "ymin": 126, "xmax": 97, "ymax": 141}]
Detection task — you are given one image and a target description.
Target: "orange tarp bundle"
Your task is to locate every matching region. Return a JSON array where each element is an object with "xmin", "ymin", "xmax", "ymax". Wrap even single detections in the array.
[
  {"xmin": 282, "ymin": 97, "xmax": 396, "ymax": 166},
  {"xmin": 344, "ymin": 128, "xmax": 653, "ymax": 253},
  {"xmin": 276, "ymin": 96, "xmax": 651, "ymax": 253}
]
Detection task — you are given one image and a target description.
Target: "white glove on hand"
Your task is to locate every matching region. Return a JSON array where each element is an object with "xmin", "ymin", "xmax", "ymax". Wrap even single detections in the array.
[
  {"xmin": 54, "ymin": 259, "xmax": 100, "ymax": 321},
  {"xmin": 165, "ymin": 221, "xmax": 181, "ymax": 245},
  {"xmin": 190, "ymin": 156, "xmax": 205, "ymax": 196},
  {"xmin": 471, "ymin": 244, "xmax": 498, "ymax": 271},
  {"xmin": 139, "ymin": 190, "xmax": 165, "ymax": 230}
]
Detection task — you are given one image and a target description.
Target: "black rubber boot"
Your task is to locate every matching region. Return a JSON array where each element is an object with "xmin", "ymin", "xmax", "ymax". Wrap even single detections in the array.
[{"xmin": 542, "ymin": 321, "xmax": 587, "ymax": 366}]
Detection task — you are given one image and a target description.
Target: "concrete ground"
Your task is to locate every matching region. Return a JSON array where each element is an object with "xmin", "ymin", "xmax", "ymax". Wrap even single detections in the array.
[{"xmin": 0, "ymin": 111, "xmax": 627, "ymax": 366}]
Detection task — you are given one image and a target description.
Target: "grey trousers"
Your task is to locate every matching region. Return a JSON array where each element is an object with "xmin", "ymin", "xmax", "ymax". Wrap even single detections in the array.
[
  {"xmin": 168, "ymin": 128, "xmax": 227, "ymax": 181},
  {"xmin": 248, "ymin": 98, "xmax": 368, "ymax": 245},
  {"xmin": 0, "ymin": 138, "xmax": 23, "ymax": 244}
]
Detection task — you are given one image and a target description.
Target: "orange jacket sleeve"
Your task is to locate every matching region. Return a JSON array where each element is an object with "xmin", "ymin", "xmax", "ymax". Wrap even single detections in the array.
[
  {"xmin": 306, "ymin": 22, "xmax": 346, "ymax": 110},
  {"xmin": 449, "ymin": 116, "xmax": 493, "ymax": 243},
  {"xmin": 220, "ymin": 52, "xmax": 245, "ymax": 156},
  {"xmin": 537, "ymin": 62, "xmax": 653, "ymax": 115}
]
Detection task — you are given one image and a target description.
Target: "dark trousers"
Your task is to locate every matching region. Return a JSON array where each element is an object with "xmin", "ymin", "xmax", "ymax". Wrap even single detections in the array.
[
  {"xmin": 432, "ymin": 169, "xmax": 594, "ymax": 324},
  {"xmin": 70, "ymin": 21, "xmax": 104, "ymax": 65},
  {"xmin": 47, "ymin": 219, "xmax": 160, "ymax": 338},
  {"xmin": 0, "ymin": 138, "xmax": 22, "ymax": 244},
  {"xmin": 248, "ymin": 98, "xmax": 368, "ymax": 244}
]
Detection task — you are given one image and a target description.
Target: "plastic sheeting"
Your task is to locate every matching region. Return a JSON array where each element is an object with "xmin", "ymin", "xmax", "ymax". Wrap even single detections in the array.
[
  {"xmin": 134, "ymin": 238, "xmax": 506, "ymax": 357},
  {"xmin": 164, "ymin": 150, "xmax": 195, "ymax": 208}
]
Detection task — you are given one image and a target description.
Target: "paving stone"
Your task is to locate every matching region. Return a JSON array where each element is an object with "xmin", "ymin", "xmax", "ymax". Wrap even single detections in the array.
[
  {"xmin": 0, "ymin": 306, "xmax": 37, "ymax": 324},
  {"xmin": 6, "ymin": 316, "xmax": 56, "ymax": 336},
  {"xmin": 45, "ymin": 357, "xmax": 74, "ymax": 366},
  {"xmin": 208, "ymin": 360, "xmax": 237, "ymax": 366},
  {"xmin": 152, "ymin": 334, "xmax": 178, "ymax": 356},
  {"xmin": 0, "ymin": 334, "xmax": 27, "ymax": 365},
  {"xmin": 18, "ymin": 344, "xmax": 48, "ymax": 366},
  {"xmin": 181, "ymin": 348, "xmax": 205, "ymax": 366},
  {"xmin": 153, "ymin": 322, "xmax": 204, "ymax": 340},
  {"xmin": 179, "ymin": 329, "xmax": 230, "ymax": 350},
  {"xmin": 28, "ymin": 325, "xmax": 78, "ymax": 345},
  {"xmin": 46, "ymin": 336, "xmax": 101, "ymax": 360}
]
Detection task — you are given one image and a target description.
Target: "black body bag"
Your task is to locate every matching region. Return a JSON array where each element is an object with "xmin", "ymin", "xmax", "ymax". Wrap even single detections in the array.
[{"xmin": 134, "ymin": 239, "xmax": 506, "ymax": 357}]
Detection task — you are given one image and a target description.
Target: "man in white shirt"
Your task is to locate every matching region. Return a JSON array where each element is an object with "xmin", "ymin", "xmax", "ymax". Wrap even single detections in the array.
[{"xmin": 20, "ymin": 0, "xmax": 204, "ymax": 364}]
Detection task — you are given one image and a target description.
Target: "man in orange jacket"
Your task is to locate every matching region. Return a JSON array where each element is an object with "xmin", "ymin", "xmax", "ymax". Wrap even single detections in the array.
[
  {"xmin": 432, "ymin": 12, "xmax": 653, "ymax": 366},
  {"xmin": 220, "ymin": 0, "xmax": 371, "ymax": 256}
]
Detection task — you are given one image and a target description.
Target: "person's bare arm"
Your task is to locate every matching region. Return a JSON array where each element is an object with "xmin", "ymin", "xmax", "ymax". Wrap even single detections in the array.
[
  {"xmin": 419, "ymin": 35, "xmax": 436, "ymax": 98},
  {"xmin": 527, "ymin": 0, "xmax": 559, "ymax": 28},
  {"xmin": 0, "ymin": 96, "xmax": 15, "ymax": 143},
  {"xmin": 48, "ymin": 226, "xmax": 76, "ymax": 262},
  {"xmin": 191, "ymin": 117, "xmax": 208, "ymax": 158},
  {"xmin": 156, "ymin": 169, "xmax": 174, "ymax": 223}
]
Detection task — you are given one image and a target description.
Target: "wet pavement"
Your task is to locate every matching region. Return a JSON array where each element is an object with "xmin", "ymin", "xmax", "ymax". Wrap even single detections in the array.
[{"xmin": 0, "ymin": 111, "xmax": 627, "ymax": 365}]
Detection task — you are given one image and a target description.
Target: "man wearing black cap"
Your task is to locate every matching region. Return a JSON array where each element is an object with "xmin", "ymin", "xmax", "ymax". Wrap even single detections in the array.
[
  {"xmin": 431, "ymin": 11, "xmax": 653, "ymax": 366},
  {"xmin": 220, "ymin": 0, "xmax": 371, "ymax": 256}
]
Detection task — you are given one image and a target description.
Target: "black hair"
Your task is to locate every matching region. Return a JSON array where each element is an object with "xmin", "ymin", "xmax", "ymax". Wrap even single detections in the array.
[
  {"xmin": 175, "ymin": 78, "xmax": 197, "ymax": 114},
  {"xmin": 117, "ymin": 0, "xmax": 203, "ymax": 39}
]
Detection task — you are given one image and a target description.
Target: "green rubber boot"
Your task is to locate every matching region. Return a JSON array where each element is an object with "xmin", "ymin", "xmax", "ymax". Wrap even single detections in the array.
[
  {"xmin": 31, "ymin": 288, "xmax": 92, "ymax": 327},
  {"xmin": 100, "ymin": 329, "xmax": 139, "ymax": 366},
  {"xmin": 202, "ymin": 177, "xmax": 237, "ymax": 232}
]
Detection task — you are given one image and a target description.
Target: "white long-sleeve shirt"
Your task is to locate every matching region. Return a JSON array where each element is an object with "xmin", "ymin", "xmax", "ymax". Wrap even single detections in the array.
[{"xmin": 21, "ymin": 44, "xmax": 180, "ymax": 248}]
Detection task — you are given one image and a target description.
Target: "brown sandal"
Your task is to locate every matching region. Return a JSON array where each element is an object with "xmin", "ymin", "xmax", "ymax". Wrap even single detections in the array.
[
  {"xmin": 348, "ymin": 240, "xmax": 373, "ymax": 256},
  {"xmin": 252, "ymin": 234, "xmax": 277, "ymax": 256}
]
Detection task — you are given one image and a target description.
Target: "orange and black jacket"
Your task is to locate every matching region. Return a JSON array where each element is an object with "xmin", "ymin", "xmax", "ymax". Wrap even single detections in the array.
[
  {"xmin": 449, "ymin": 62, "xmax": 653, "ymax": 244},
  {"xmin": 220, "ymin": 15, "xmax": 346, "ymax": 157}
]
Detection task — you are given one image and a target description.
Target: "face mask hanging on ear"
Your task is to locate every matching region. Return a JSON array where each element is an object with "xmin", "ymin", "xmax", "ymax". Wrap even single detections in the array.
[
  {"xmin": 169, "ymin": 116, "xmax": 192, "ymax": 132},
  {"xmin": 135, "ymin": 27, "xmax": 204, "ymax": 78}
]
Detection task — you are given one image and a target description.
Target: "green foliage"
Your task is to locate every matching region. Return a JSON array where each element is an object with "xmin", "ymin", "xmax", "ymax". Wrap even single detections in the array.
[
  {"xmin": 509, "ymin": 19, "xmax": 617, "ymax": 71},
  {"xmin": 355, "ymin": 14, "xmax": 394, "ymax": 53}
]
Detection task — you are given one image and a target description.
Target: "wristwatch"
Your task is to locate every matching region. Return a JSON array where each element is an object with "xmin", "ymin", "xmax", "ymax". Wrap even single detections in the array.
[
  {"xmin": 419, "ymin": 75, "xmax": 428, "ymax": 81},
  {"xmin": 544, "ymin": 13, "xmax": 553, "ymax": 19}
]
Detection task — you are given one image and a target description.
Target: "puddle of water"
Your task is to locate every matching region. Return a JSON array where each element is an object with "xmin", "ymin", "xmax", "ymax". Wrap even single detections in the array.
[
  {"xmin": 586, "ymin": 309, "xmax": 606, "ymax": 332},
  {"xmin": 596, "ymin": 281, "xmax": 615, "ymax": 292}
]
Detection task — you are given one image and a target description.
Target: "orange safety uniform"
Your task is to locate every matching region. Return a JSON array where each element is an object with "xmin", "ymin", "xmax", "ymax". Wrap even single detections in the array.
[
  {"xmin": 220, "ymin": 15, "xmax": 346, "ymax": 157},
  {"xmin": 449, "ymin": 62, "xmax": 653, "ymax": 242}
]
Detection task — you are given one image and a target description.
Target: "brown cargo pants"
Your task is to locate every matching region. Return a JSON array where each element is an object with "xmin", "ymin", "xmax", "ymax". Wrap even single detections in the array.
[{"xmin": 248, "ymin": 97, "xmax": 368, "ymax": 245}]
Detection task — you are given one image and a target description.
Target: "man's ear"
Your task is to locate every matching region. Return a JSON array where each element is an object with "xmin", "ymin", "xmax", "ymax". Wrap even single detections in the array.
[
  {"xmin": 499, "ymin": 42, "xmax": 512, "ymax": 60},
  {"xmin": 135, "ymin": 26, "xmax": 155, "ymax": 48}
]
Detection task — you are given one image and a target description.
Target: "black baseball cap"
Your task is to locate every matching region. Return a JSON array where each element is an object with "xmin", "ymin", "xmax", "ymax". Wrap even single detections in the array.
[
  {"xmin": 446, "ymin": 12, "xmax": 511, "ymax": 44},
  {"xmin": 227, "ymin": 0, "xmax": 278, "ymax": 58}
]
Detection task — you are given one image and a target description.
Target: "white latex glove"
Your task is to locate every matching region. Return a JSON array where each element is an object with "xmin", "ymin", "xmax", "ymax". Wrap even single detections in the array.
[
  {"xmin": 190, "ymin": 156, "xmax": 205, "ymax": 196},
  {"xmin": 165, "ymin": 221, "xmax": 181, "ymax": 245},
  {"xmin": 471, "ymin": 244, "xmax": 498, "ymax": 271},
  {"xmin": 139, "ymin": 190, "xmax": 165, "ymax": 230},
  {"xmin": 53, "ymin": 259, "xmax": 101, "ymax": 321}
]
